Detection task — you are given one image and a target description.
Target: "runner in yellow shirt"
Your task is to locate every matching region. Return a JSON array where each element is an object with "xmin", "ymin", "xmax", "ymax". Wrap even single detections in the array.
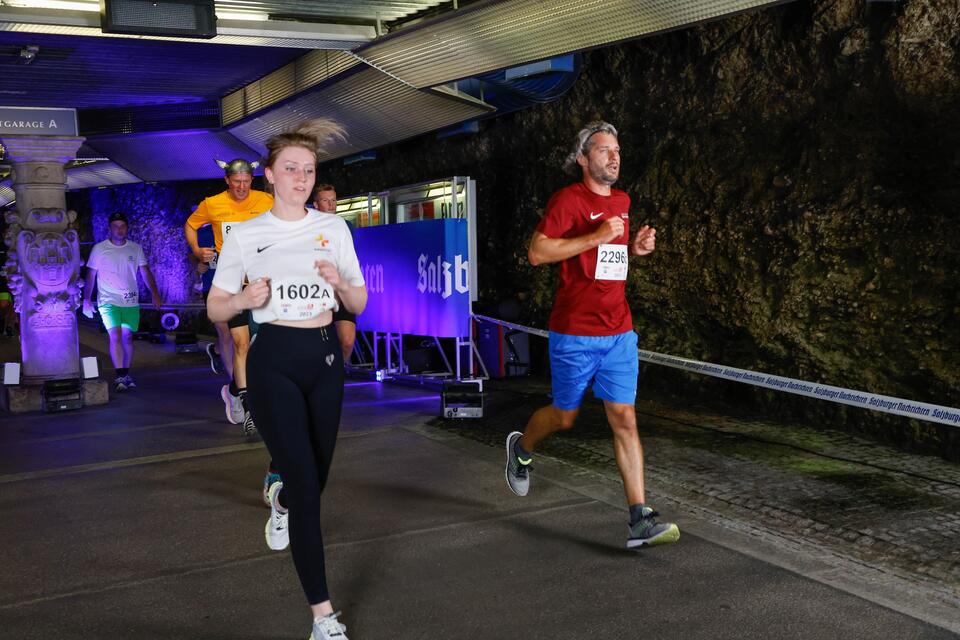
[{"xmin": 183, "ymin": 159, "xmax": 273, "ymax": 435}]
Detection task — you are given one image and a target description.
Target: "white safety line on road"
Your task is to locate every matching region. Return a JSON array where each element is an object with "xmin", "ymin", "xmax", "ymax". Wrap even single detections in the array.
[{"xmin": 0, "ymin": 442, "xmax": 264, "ymax": 485}]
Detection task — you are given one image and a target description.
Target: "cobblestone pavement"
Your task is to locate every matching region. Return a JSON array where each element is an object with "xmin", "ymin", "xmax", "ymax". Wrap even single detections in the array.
[{"xmin": 428, "ymin": 377, "xmax": 960, "ymax": 611}]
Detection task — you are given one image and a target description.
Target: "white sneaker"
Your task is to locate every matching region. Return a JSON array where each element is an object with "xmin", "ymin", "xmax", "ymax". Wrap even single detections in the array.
[
  {"xmin": 220, "ymin": 384, "xmax": 244, "ymax": 425},
  {"xmin": 264, "ymin": 481, "xmax": 289, "ymax": 551},
  {"xmin": 310, "ymin": 612, "xmax": 348, "ymax": 640}
]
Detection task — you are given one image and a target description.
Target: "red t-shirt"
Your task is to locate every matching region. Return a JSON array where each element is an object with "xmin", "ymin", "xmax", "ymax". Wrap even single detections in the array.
[{"xmin": 536, "ymin": 182, "xmax": 633, "ymax": 336}]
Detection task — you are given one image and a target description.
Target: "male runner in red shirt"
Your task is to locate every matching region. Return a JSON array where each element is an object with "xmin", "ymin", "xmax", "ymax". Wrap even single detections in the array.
[{"xmin": 505, "ymin": 121, "xmax": 679, "ymax": 548}]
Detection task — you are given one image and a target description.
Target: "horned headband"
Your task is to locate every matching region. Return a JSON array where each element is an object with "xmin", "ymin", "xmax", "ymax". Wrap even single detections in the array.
[{"xmin": 215, "ymin": 158, "xmax": 260, "ymax": 176}]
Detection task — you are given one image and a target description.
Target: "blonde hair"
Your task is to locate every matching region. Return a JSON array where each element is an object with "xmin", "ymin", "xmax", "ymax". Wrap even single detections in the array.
[{"xmin": 264, "ymin": 119, "xmax": 345, "ymax": 169}]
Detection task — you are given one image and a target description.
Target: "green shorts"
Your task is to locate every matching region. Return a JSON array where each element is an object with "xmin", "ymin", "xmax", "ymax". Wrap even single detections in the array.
[{"xmin": 99, "ymin": 304, "xmax": 140, "ymax": 331}]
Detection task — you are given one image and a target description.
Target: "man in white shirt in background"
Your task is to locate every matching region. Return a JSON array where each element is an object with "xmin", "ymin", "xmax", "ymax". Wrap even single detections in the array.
[{"xmin": 82, "ymin": 212, "xmax": 163, "ymax": 391}]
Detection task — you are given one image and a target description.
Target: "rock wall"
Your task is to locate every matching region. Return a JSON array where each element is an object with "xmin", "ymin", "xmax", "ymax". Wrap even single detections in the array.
[{"xmin": 317, "ymin": 0, "xmax": 960, "ymax": 457}]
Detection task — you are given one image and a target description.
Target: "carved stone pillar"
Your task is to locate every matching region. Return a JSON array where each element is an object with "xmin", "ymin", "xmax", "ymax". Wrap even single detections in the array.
[{"xmin": 1, "ymin": 135, "xmax": 85, "ymax": 382}]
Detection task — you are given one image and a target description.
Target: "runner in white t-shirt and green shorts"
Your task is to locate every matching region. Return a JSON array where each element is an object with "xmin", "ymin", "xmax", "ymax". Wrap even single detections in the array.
[{"xmin": 83, "ymin": 212, "xmax": 163, "ymax": 391}]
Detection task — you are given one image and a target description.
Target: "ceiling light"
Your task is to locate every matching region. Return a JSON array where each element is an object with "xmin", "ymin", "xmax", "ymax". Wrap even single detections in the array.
[
  {"xmin": 3, "ymin": 0, "xmax": 98, "ymax": 11},
  {"xmin": 18, "ymin": 43, "xmax": 38, "ymax": 63},
  {"xmin": 216, "ymin": 11, "xmax": 270, "ymax": 22}
]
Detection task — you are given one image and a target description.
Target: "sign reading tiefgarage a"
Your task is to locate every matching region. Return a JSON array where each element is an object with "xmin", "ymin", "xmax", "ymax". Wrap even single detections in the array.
[{"xmin": 0, "ymin": 106, "xmax": 77, "ymax": 136}]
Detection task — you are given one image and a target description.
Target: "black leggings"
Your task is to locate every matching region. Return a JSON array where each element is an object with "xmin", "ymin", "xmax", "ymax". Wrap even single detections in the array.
[{"xmin": 247, "ymin": 322, "xmax": 344, "ymax": 605}]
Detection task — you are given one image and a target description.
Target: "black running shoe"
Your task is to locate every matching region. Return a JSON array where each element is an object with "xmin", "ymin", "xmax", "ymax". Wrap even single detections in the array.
[{"xmin": 206, "ymin": 343, "xmax": 224, "ymax": 374}]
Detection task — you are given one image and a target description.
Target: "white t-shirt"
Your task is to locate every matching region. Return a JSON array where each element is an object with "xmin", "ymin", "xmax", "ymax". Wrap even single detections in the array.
[
  {"xmin": 212, "ymin": 209, "xmax": 365, "ymax": 324},
  {"xmin": 86, "ymin": 239, "xmax": 147, "ymax": 308}
]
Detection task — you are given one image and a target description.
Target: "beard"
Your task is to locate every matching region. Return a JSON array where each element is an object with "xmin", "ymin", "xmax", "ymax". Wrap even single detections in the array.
[{"xmin": 588, "ymin": 162, "xmax": 618, "ymax": 186}]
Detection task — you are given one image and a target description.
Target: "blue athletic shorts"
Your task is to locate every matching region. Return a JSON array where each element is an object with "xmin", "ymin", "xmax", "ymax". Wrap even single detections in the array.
[{"xmin": 549, "ymin": 330, "xmax": 639, "ymax": 410}]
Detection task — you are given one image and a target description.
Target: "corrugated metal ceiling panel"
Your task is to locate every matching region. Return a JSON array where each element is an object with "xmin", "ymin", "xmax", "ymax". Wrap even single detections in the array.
[
  {"xmin": 297, "ymin": 49, "xmax": 360, "ymax": 89},
  {"xmin": 213, "ymin": 0, "xmax": 448, "ymax": 22},
  {"xmin": 0, "ymin": 21, "xmax": 365, "ymax": 50},
  {"xmin": 66, "ymin": 162, "xmax": 142, "ymax": 190},
  {"xmin": 0, "ymin": 184, "xmax": 14, "ymax": 208},
  {"xmin": 227, "ymin": 67, "xmax": 493, "ymax": 163},
  {"xmin": 85, "ymin": 130, "xmax": 261, "ymax": 182},
  {"xmin": 357, "ymin": 0, "xmax": 790, "ymax": 88},
  {"xmin": 221, "ymin": 50, "xmax": 359, "ymax": 125}
]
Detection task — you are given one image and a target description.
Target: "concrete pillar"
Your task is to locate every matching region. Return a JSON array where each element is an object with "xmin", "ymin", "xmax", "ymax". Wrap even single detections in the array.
[{"xmin": 1, "ymin": 135, "xmax": 85, "ymax": 382}]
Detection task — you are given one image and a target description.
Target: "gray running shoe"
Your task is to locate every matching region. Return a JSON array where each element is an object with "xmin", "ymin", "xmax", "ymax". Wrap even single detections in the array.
[
  {"xmin": 627, "ymin": 507, "xmax": 680, "ymax": 548},
  {"xmin": 114, "ymin": 377, "xmax": 127, "ymax": 392},
  {"xmin": 122, "ymin": 374, "xmax": 136, "ymax": 389},
  {"xmin": 264, "ymin": 481, "xmax": 289, "ymax": 551},
  {"xmin": 505, "ymin": 431, "xmax": 531, "ymax": 496},
  {"xmin": 220, "ymin": 384, "xmax": 244, "ymax": 425},
  {"xmin": 242, "ymin": 410, "xmax": 257, "ymax": 437},
  {"xmin": 310, "ymin": 612, "xmax": 348, "ymax": 640}
]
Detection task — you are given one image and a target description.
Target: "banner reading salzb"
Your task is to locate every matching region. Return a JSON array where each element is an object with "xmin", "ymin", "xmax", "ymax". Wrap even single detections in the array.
[{"xmin": 354, "ymin": 218, "xmax": 470, "ymax": 337}]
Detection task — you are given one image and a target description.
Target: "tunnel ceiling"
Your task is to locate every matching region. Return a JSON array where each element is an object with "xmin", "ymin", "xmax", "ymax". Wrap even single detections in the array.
[{"xmin": 0, "ymin": 0, "xmax": 791, "ymax": 196}]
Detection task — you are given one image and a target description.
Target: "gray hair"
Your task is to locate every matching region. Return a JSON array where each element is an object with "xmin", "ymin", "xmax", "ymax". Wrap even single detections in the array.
[{"xmin": 562, "ymin": 121, "xmax": 618, "ymax": 176}]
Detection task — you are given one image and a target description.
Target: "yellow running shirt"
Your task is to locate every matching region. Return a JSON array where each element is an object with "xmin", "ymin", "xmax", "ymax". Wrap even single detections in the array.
[{"xmin": 186, "ymin": 190, "xmax": 274, "ymax": 252}]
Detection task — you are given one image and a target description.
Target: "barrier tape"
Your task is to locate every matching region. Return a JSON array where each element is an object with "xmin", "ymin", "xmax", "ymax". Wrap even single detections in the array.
[
  {"xmin": 474, "ymin": 314, "xmax": 549, "ymax": 339},
  {"xmin": 473, "ymin": 314, "xmax": 960, "ymax": 427}
]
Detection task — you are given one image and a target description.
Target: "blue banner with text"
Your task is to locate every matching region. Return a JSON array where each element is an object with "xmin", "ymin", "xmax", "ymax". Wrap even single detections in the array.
[{"xmin": 354, "ymin": 219, "xmax": 470, "ymax": 337}]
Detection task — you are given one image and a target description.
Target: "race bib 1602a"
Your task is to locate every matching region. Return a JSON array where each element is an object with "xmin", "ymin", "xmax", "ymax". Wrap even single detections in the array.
[{"xmin": 268, "ymin": 277, "xmax": 335, "ymax": 320}]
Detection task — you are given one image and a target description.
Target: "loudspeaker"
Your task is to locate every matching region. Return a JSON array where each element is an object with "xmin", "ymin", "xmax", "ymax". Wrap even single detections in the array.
[
  {"xmin": 174, "ymin": 331, "xmax": 199, "ymax": 353},
  {"xmin": 100, "ymin": 0, "xmax": 217, "ymax": 39},
  {"xmin": 441, "ymin": 382, "xmax": 483, "ymax": 419},
  {"xmin": 42, "ymin": 378, "xmax": 84, "ymax": 413}
]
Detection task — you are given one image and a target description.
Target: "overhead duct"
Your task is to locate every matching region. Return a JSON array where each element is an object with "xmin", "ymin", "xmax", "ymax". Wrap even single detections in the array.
[
  {"xmin": 212, "ymin": 0, "xmax": 449, "ymax": 22},
  {"xmin": 356, "ymin": 0, "xmax": 793, "ymax": 88},
  {"xmin": 221, "ymin": 50, "xmax": 360, "ymax": 126},
  {"xmin": 227, "ymin": 67, "xmax": 495, "ymax": 163},
  {"xmin": 64, "ymin": 161, "xmax": 142, "ymax": 189},
  {"xmin": 85, "ymin": 129, "xmax": 261, "ymax": 182},
  {"xmin": 0, "ymin": 5, "xmax": 374, "ymax": 48},
  {"xmin": 0, "ymin": 161, "xmax": 139, "ymax": 207}
]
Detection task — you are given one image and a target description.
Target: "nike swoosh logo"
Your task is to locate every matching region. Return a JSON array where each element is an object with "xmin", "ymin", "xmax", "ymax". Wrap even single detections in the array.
[
  {"xmin": 256, "ymin": 244, "xmax": 275, "ymax": 253},
  {"xmin": 589, "ymin": 212, "xmax": 603, "ymax": 220}
]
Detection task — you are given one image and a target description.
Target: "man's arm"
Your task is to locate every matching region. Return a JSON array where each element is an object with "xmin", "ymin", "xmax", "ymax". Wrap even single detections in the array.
[
  {"xmin": 528, "ymin": 217, "xmax": 624, "ymax": 266},
  {"xmin": 139, "ymin": 265, "xmax": 163, "ymax": 308},
  {"xmin": 82, "ymin": 267, "xmax": 97, "ymax": 318},
  {"xmin": 629, "ymin": 225, "xmax": 656, "ymax": 257},
  {"xmin": 183, "ymin": 222, "xmax": 216, "ymax": 264}
]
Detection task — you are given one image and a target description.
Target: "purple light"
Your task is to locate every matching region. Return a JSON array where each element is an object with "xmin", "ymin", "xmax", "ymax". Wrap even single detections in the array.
[
  {"xmin": 354, "ymin": 219, "xmax": 471, "ymax": 338},
  {"xmin": 88, "ymin": 184, "xmax": 197, "ymax": 305}
]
